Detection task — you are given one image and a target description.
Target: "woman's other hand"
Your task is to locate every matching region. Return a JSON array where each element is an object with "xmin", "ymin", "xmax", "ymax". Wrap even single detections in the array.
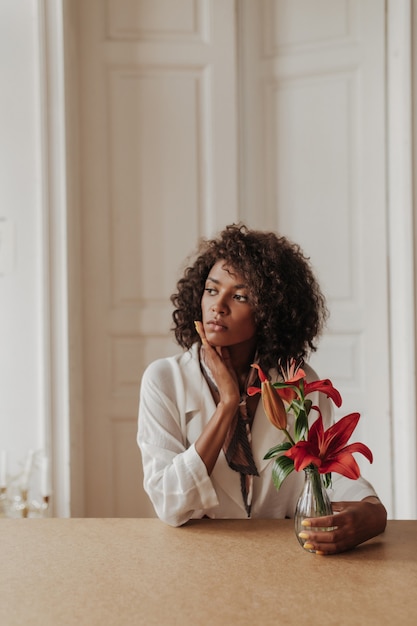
[{"xmin": 298, "ymin": 497, "xmax": 387, "ymax": 554}]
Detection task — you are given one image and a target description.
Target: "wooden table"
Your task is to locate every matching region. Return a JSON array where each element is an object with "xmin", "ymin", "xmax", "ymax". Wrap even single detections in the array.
[{"xmin": 1, "ymin": 519, "xmax": 416, "ymax": 625}]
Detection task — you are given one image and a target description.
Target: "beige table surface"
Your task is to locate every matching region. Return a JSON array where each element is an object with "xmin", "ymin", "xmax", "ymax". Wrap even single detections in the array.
[{"xmin": 1, "ymin": 518, "xmax": 416, "ymax": 625}]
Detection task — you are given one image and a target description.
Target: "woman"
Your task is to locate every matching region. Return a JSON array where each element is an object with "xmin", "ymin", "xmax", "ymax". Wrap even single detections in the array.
[{"xmin": 137, "ymin": 224, "xmax": 387, "ymax": 553}]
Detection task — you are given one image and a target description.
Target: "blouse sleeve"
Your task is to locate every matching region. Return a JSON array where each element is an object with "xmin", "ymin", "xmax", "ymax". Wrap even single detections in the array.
[{"xmin": 137, "ymin": 359, "xmax": 219, "ymax": 526}]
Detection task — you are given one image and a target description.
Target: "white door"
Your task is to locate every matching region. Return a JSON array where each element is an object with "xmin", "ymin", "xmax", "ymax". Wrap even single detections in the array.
[
  {"xmin": 75, "ymin": 0, "xmax": 239, "ymax": 516},
  {"xmin": 72, "ymin": 0, "xmax": 392, "ymax": 517},
  {"xmin": 239, "ymin": 0, "xmax": 392, "ymax": 513}
]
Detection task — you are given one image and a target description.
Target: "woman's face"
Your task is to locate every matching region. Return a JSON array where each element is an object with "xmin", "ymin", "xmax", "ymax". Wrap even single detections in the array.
[{"xmin": 201, "ymin": 260, "xmax": 257, "ymax": 348}]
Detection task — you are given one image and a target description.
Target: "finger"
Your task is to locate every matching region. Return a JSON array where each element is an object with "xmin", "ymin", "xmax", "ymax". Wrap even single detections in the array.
[
  {"xmin": 194, "ymin": 320, "xmax": 209, "ymax": 346},
  {"xmin": 299, "ymin": 527, "xmax": 338, "ymax": 544},
  {"xmin": 302, "ymin": 541, "xmax": 338, "ymax": 556},
  {"xmin": 301, "ymin": 514, "xmax": 338, "ymax": 530}
]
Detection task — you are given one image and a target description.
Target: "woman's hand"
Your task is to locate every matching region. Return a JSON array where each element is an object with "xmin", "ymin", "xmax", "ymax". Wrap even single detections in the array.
[
  {"xmin": 298, "ymin": 497, "xmax": 387, "ymax": 555},
  {"xmin": 194, "ymin": 321, "xmax": 240, "ymax": 408}
]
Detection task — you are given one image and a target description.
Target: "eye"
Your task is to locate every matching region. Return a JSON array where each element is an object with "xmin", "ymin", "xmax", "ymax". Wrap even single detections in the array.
[
  {"xmin": 204, "ymin": 287, "xmax": 217, "ymax": 296},
  {"xmin": 234, "ymin": 293, "xmax": 249, "ymax": 303}
]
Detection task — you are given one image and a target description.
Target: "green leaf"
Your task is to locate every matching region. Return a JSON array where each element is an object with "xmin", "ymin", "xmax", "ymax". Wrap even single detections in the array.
[
  {"xmin": 272, "ymin": 382, "xmax": 299, "ymax": 391},
  {"xmin": 271, "ymin": 456, "xmax": 295, "ymax": 490},
  {"xmin": 263, "ymin": 441, "xmax": 292, "ymax": 459},
  {"xmin": 290, "ymin": 402, "xmax": 301, "ymax": 419},
  {"xmin": 272, "ymin": 382, "xmax": 302, "ymax": 399},
  {"xmin": 291, "ymin": 398, "xmax": 304, "ymax": 412},
  {"xmin": 294, "ymin": 409, "xmax": 308, "ymax": 440}
]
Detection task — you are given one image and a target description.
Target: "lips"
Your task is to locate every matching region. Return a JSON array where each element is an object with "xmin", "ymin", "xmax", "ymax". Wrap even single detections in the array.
[{"xmin": 206, "ymin": 319, "xmax": 227, "ymax": 331}]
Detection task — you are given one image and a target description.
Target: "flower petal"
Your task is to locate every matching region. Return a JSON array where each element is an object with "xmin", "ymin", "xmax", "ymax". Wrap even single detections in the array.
[
  {"xmin": 305, "ymin": 379, "xmax": 342, "ymax": 407},
  {"xmin": 306, "ymin": 414, "xmax": 325, "ymax": 448},
  {"xmin": 321, "ymin": 413, "xmax": 361, "ymax": 454},
  {"xmin": 340, "ymin": 442, "xmax": 373, "ymax": 464},
  {"xmin": 276, "ymin": 386, "xmax": 299, "ymax": 404},
  {"xmin": 285, "ymin": 441, "xmax": 321, "ymax": 472},
  {"xmin": 319, "ymin": 452, "xmax": 362, "ymax": 479},
  {"xmin": 251, "ymin": 363, "xmax": 268, "ymax": 382}
]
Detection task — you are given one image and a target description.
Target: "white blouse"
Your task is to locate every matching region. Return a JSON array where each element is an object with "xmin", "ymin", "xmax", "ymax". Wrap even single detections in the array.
[{"xmin": 137, "ymin": 344, "xmax": 377, "ymax": 526}]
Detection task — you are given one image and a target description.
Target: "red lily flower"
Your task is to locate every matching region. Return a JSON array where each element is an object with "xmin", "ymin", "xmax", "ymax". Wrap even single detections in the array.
[
  {"xmin": 284, "ymin": 412, "xmax": 373, "ymax": 479},
  {"xmin": 248, "ymin": 364, "xmax": 288, "ymax": 430}
]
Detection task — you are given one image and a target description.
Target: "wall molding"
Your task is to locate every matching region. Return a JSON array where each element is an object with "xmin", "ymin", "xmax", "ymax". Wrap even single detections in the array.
[
  {"xmin": 38, "ymin": 0, "xmax": 72, "ymax": 517},
  {"xmin": 387, "ymin": 0, "xmax": 417, "ymax": 518}
]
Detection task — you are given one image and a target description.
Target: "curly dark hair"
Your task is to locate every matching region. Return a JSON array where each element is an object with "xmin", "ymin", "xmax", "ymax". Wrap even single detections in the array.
[{"xmin": 171, "ymin": 224, "xmax": 328, "ymax": 372}]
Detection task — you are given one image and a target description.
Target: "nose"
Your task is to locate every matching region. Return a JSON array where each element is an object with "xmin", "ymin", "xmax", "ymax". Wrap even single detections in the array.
[{"xmin": 211, "ymin": 295, "xmax": 228, "ymax": 315}]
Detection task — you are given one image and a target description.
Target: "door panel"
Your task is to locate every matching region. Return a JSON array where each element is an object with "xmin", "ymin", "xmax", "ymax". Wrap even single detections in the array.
[
  {"xmin": 239, "ymin": 0, "xmax": 392, "ymax": 513},
  {"xmin": 78, "ymin": 0, "xmax": 238, "ymax": 516}
]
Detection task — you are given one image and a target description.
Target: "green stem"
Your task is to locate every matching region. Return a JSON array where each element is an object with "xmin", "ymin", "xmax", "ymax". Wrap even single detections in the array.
[
  {"xmin": 283, "ymin": 428, "xmax": 296, "ymax": 446},
  {"xmin": 306, "ymin": 465, "xmax": 328, "ymax": 516}
]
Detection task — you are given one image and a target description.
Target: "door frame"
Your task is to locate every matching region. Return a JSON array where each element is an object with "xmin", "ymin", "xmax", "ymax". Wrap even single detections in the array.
[
  {"xmin": 42, "ymin": 0, "xmax": 416, "ymax": 517},
  {"xmin": 38, "ymin": 0, "xmax": 84, "ymax": 516},
  {"xmin": 386, "ymin": 0, "xmax": 416, "ymax": 518}
]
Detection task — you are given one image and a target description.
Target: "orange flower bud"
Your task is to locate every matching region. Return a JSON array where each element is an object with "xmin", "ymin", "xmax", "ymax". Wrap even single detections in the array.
[
  {"xmin": 261, "ymin": 379, "xmax": 288, "ymax": 430},
  {"xmin": 250, "ymin": 364, "xmax": 288, "ymax": 430}
]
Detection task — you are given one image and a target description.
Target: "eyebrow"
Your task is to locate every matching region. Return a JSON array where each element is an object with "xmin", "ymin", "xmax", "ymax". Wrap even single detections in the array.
[{"xmin": 205, "ymin": 275, "xmax": 247, "ymax": 290}]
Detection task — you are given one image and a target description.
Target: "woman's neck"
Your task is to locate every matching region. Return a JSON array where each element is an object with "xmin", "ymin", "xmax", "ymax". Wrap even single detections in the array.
[{"xmin": 227, "ymin": 339, "xmax": 258, "ymax": 384}]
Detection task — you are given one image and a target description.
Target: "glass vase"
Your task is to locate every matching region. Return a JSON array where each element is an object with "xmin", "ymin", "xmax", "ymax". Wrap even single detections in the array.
[{"xmin": 294, "ymin": 466, "xmax": 333, "ymax": 552}]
